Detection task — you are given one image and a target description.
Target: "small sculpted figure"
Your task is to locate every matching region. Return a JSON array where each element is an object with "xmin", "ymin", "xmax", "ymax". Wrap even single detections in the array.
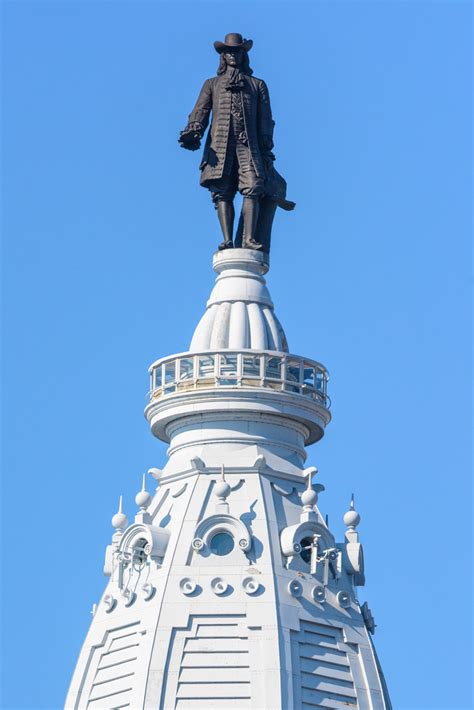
[{"xmin": 179, "ymin": 33, "xmax": 295, "ymax": 253}]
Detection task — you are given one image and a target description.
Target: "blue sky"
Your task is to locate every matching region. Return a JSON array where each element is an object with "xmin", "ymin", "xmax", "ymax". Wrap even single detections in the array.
[{"xmin": 1, "ymin": 1, "xmax": 472, "ymax": 708}]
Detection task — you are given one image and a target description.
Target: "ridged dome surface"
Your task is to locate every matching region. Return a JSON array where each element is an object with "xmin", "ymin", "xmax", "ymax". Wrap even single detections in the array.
[{"xmin": 189, "ymin": 249, "xmax": 289, "ymax": 352}]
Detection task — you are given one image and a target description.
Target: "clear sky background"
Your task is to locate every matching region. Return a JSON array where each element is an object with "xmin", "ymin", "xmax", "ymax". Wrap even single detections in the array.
[{"xmin": 1, "ymin": 1, "xmax": 472, "ymax": 709}]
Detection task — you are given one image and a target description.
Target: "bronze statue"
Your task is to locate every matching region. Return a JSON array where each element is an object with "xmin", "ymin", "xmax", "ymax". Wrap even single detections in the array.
[{"xmin": 179, "ymin": 33, "xmax": 295, "ymax": 253}]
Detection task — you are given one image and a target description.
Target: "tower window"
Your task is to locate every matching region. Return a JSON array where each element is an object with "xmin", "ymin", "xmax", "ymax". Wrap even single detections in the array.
[
  {"xmin": 243, "ymin": 355, "xmax": 260, "ymax": 378},
  {"xmin": 299, "ymin": 537, "xmax": 314, "ymax": 565},
  {"xmin": 219, "ymin": 354, "xmax": 238, "ymax": 385},
  {"xmin": 179, "ymin": 357, "xmax": 194, "ymax": 381},
  {"xmin": 209, "ymin": 532, "xmax": 234, "ymax": 556},
  {"xmin": 198, "ymin": 355, "xmax": 215, "ymax": 379},
  {"xmin": 133, "ymin": 538, "xmax": 149, "ymax": 565},
  {"xmin": 265, "ymin": 356, "xmax": 282, "ymax": 379}
]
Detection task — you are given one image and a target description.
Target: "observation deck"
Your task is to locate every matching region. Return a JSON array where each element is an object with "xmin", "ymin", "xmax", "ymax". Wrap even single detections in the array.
[
  {"xmin": 148, "ymin": 349, "xmax": 329, "ymax": 407},
  {"xmin": 145, "ymin": 348, "xmax": 331, "ymax": 448},
  {"xmin": 144, "ymin": 250, "xmax": 331, "ymax": 454}
]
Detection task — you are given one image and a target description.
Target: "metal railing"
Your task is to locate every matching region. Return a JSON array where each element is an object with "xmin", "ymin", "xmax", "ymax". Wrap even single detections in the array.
[{"xmin": 148, "ymin": 350, "xmax": 330, "ymax": 408}]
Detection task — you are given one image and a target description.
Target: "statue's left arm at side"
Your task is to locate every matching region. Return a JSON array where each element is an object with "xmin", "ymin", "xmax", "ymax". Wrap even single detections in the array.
[
  {"xmin": 179, "ymin": 79, "xmax": 213, "ymax": 151},
  {"xmin": 257, "ymin": 80, "xmax": 274, "ymax": 154}
]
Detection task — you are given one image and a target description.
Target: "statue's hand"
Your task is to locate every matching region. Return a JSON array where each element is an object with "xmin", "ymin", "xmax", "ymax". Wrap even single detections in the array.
[
  {"xmin": 179, "ymin": 133, "xmax": 201, "ymax": 151},
  {"xmin": 179, "ymin": 124, "xmax": 202, "ymax": 151}
]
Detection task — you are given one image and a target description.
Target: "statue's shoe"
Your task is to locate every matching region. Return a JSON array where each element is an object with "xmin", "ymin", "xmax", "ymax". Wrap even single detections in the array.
[
  {"xmin": 218, "ymin": 240, "xmax": 234, "ymax": 250},
  {"xmin": 242, "ymin": 238, "xmax": 262, "ymax": 250}
]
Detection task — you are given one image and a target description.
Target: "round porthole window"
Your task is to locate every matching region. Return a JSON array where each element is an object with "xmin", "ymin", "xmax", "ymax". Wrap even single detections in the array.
[{"xmin": 209, "ymin": 532, "xmax": 234, "ymax": 556}]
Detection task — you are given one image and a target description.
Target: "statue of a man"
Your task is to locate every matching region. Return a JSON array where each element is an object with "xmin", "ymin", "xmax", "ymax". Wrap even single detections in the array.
[{"xmin": 179, "ymin": 33, "xmax": 294, "ymax": 253}]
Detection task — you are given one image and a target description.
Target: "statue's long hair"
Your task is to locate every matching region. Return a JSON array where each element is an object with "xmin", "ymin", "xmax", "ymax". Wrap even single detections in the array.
[{"xmin": 217, "ymin": 51, "xmax": 253, "ymax": 76}]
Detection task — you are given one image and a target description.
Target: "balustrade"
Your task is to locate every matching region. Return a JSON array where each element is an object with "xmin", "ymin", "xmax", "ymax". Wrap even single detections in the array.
[{"xmin": 149, "ymin": 351, "xmax": 329, "ymax": 408}]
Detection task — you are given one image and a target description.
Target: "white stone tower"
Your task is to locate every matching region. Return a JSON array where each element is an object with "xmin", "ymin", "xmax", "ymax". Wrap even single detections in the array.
[{"xmin": 66, "ymin": 249, "xmax": 391, "ymax": 709}]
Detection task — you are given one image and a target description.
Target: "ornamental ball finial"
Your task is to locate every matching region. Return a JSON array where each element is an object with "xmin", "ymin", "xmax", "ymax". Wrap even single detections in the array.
[
  {"xmin": 214, "ymin": 464, "xmax": 231, "ymax": 500},
  {"xmin": 343, "ymin": 493, "xmax": 361, "ymax": 529},
  {"xmin": 135, "ymin": 474, "xmax": 152, "ymax": 510},
  {"xmin": 301, "ymin": 468, "xmax": 318, "ymax": 509},
  {"xmin": 111, "ymin": 495, "xmax": 128, "ymax": 530},
  {"xmin": 301, "ymin": 488, "xmax": 318, "ymax": 508}
]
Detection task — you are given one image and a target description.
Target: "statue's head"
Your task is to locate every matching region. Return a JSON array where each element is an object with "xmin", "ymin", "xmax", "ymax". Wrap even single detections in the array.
[
  {"xmin": 223, "ymin": 49, "xmax": 244, "ymax": 68},
  {"xmin": 214, "ymin": 33, "xmax": 253, "ymax": 76}
]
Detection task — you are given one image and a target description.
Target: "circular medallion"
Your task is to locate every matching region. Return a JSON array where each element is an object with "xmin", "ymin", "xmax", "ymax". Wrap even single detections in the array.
[
  {"xmin": 211, "ymin": 577, "xmax": 229, "ymax": 595},
  {"xmin": 179, "ymin": 577, "xmax": 197, "ymax": 596},
  {"xmin": 242, "ymin": 576, "xmax": 260, "ymax": 595},
  {"xmin": 337, "ymin": 590, "xmax": 351, "ymax": 608},
  {"xmin": 192, "ymin": 538, "xmax": 204, "ymax": 551},
  {"xmin": 142, "ymin": 582, "xmax": 155, "ymax": 601},
  {"xmin": 311, "ymin": 585, "xmax": 326, "ymax": 604},
  {"xmin": 288, "ymin": 579, "xmax": 303, "ymax": 598},
  {"xmin": 103, "ymin": 594, "xmax": 116, "ymax": 613},
  {"xmin": 123, "ymin": 589, "xmax": 136, "ymax": 607}
]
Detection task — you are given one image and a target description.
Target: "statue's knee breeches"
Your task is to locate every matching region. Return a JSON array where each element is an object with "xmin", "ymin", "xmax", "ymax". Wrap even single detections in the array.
[
  {"xmin": 207, "ymin": 174, "xmax": 238, "ymax": 207},
  {"xmin": 210, "ymin": 190, "xmax": 236, "ymax": 207},
  {"xmin": 206, "ymin": 165, "xmax": 264, "ymax": 205},
  {"xmin": 238, "ymin": 172, "xmax": 264, "ymax": 199}
]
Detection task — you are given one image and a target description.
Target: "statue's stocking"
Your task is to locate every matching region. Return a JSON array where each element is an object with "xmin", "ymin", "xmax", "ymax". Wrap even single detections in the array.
[
  {"xmin": 216, "ymin": 200, "xmax": 235, "ymax": 246},
  {"xmin": 242, "ymin": 197, "xmax": 262, "ymax": 248}
]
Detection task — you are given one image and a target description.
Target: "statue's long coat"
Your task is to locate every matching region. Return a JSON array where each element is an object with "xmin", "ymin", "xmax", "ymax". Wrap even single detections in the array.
[{"xmin": 187, "ymin": 74, "xmax": 274, "ymax": 186}]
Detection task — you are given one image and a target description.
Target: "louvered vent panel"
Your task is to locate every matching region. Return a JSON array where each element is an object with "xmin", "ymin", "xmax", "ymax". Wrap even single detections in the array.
[
  {"xmin": 297, "ymin": 620, "xmax": 357, "ymax": 710},
  {"xmin": 164, "ymin": 616, "xmax": 251, "ymax": 709},
  {"xmin": 86, "ymin": 626, "xmax": 141, "ymax": 709}
]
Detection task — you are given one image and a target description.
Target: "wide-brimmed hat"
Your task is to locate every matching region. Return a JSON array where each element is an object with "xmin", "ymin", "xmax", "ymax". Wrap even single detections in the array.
[{"xmin": 214, "ymin": 33, "xmax": 253, "ymax": 54}]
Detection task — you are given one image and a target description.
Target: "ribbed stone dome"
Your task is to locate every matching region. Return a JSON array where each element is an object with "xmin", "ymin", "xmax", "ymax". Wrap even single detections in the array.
[{"xmin": 189, "ymin": 249, "xmax": 289, "ymax": 352}]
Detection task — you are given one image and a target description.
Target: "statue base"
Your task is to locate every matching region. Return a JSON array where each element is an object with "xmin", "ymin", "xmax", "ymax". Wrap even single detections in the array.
[{"xmin": 212, "ymin": 247, "xmax": 269, "ymax": 275}]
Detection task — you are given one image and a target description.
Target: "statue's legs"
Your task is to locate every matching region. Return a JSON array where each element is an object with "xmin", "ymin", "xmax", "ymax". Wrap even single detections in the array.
[
  {"xmin": 208, "ymin": 144, "xmax": 266, "ymax": 251},
  {"xmin": 209, "ymin": 167, "xmax": 238, "ymax": 250},
  {"xmin": 237, "ymin": 145, "xmax": 264, "ymax": 250},
  {"xmin": 242, "ymin": 197, "xmax": 262, "ymax": 249},
  {"xmin": 216, "ymin": 200, "xmax": 235, "ymax": 250}
]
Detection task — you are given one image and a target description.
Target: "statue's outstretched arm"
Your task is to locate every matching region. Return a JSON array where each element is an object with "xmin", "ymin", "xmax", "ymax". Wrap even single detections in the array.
[{"xmin": 179, "ymin": 79, "xmax": 212, "ymax": 151}]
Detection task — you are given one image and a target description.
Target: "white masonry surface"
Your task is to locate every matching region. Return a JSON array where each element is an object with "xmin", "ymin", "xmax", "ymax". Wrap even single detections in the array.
[{"xmin": 67, "ymin": 249, "xmax": 391, "ymax": 709}]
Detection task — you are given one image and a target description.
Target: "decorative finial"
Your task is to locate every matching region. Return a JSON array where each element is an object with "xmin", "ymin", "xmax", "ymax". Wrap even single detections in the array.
[
  {"xmin": 135, "ymin": 474, "xmax": 152, "ymax": 511},
  {"xmin": 111, "ymin": 495, "xmax": 128, "ymax": 530},
  {"xmin": 301, "ymin": 466, "xmax": 324, "ymax": 512},
  {"xmin": 214, "ymin": 464, "xmax": 231, "ymax": 513},
  {"xmin": 343, "ymin": 493, "xmax": 361, "ymax": 530},
  {"xmin": 303, "ymin": 465, "xmax": 318, "ymax": 481},
  {"xmin": 214, "ymin": 464, "xmax": 231, "ymax": 501}
]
